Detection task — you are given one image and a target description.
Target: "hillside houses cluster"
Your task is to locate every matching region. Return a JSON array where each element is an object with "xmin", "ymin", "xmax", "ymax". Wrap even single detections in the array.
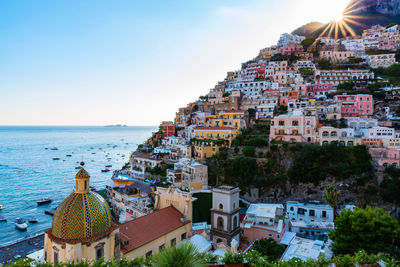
[{"xmin": 103, "ymin": 24, "xmax": 400, "ymax": 262}]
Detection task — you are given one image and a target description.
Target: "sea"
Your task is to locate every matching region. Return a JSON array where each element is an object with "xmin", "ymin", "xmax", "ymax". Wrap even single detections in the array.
[{"xmin": 0, "ymin": 126, "xmax": 156, "ymax": 246}]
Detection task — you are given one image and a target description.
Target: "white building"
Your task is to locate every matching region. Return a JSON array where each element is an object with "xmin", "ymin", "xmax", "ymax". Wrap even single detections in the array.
[
  {"xmin": 367, "ymin": 53, "xmax": 397, "ymax": 68},
  {"xmin": 360, "ymin": 126, "xmax": 396, "ymax": 139},
  {"xmin": 278, "ymin": 33, "xmax": 305, "ymax": 47},
  {"xmin": 286, "ymin": 201, "xmax": 334, "ymax": 237},
  {"xmin": 281, "ymin": 236, "xmax": 333, "ymax": 262}
]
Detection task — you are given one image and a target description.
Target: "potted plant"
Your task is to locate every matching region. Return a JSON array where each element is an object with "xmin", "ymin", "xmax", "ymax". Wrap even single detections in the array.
[
  {"xmin": 221, "ymin": 252, "xmax": 244, "ymax": 267},
  {"xmin": 333, "ymin": 254, "xmax": 355, "ymax": 267},
  {"xmin": 354, "ymin": 250, "xmax": 379, "ymax": 267}
]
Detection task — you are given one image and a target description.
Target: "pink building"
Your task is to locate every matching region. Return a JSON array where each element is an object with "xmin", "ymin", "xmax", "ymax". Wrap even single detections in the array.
[
  {"xmin": 269, "ymin": 109, "xmax": 318, "ymax": 143},
  {"xmin": 379, "ymin": 148, "xmax": 400, "ymax": 168},
  {"xmin": 333, "ymin": 94, "xmax": 373, "ymax": 117},
  {"xmin": 282, "ymin": 42, "xmax": 304, "ymax": 55},
  {"xmin": 242, "ymin": 204, "xmax": 285, "ymax": 244},
  {"xmin": 238, "ymin": 62, "xmax": 266, "ymax": 82},
  {"xmin": 307, "ymin": 84, "xmax": 335, "ymax": 98}
]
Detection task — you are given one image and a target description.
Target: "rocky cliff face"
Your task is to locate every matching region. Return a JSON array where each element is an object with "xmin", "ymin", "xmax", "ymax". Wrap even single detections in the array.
[{"xmin": 348, "ymin": 0, "xmax": 400, "ymax": 15}]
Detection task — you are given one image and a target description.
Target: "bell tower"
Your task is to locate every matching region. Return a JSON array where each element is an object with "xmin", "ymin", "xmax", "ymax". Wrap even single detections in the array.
[{"xmin": 210, "ymin": 185, "xmax": 240, "ymax": 247}]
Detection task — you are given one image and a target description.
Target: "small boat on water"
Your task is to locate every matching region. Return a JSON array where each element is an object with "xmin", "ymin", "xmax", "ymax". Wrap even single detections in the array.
[
  {"xmin": 66, "ymin": 154, "xmax": 72, "ymax": 157},
  {"xmin": 28, "ymin": 218, "xmax": 38, "ymax": 223},
  {"xmin": 101, "ymin": 168, "xmax": 110, "ymax": 173},
  {"xmin": 50, "ymin": 147, "xmax": 58, "ymax": 151},
  {"xmin": 0, "ymin": 216, "xmax": 6, "ymax": 222},
  {"xmin": 45, "ymin": 147, "xmax": 48, "ymax": 150},
  {"xmin": 53, "ymin": 158, "xmax": 60, "ymax": 160},
  {"xmin": 105, "ymin": 165, "xmax": 112, "ymax": 168},
  {"xmin": 91, "ymin": 152, "xmax": 96, "ymax": 154},
  {"xmin": 89, "ymin": 186, "xmax": 96, "ymax": 192},
  {"xmin": 37, "ymin": 198, "xmax": 52, "ymax": 205},
  {"xmin": 75, "ymin": 166, "xmax": 82, "ymax": 169},
  {"xmin": 15, "ymin": 218, "xmax": 28, "ymax": 231},
  {"xmin": 45, "ymin": 207, "xmax": 57, "ymax": 216},
  {"xmin": 0, "ymin": 204, "xmax": 3, "ymax": 210}
]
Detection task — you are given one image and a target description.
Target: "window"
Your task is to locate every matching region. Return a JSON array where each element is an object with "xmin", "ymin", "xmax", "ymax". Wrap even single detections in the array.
[
  {"xmin": 217, "ymin": 217, "xmax": 224, "ymax": 230},
  {"xmin": 159, "ymin": 244, "xmax": 165, "ymax": 251},
  {"xmin": 292, "ymin": 120, "xmax": 298, "ymax": 126},
  {"xmin": 181, "ymin": 233, "xmax": 186, "ymax": 240},
  {"xmin": 96, "ymin": 246, "xmax": 104, "ymax": 260},
  {"xmin": 54, "ymin": 251, "xmax": 59, "ymax": 264},
  {"xmin": 146, "ymin": 251, "xmax": 152, "ymax": 259},
  {"xmin": 84, "ymin": 180, "xmax": 88, "ymax": 190},
  {"xmin": 290, "ymin": 207, "xmax": 294, "ymax": 211},
  {"xmin": 279, "ymin": 120, "xmax": 285, "ymax": 126},
  {"xmin": 322, "ymin": 211, "xmax": 327, "ymax": 218},
  {"xmin": 309, "ymin": 209, "xmax": 315, "ymax": 216},
  {"xmin": 171, "ymin": 238, "xmax": 176, "ymax": 246},
  {"xmin": 234, "ymin": 216, "xmax": 238, "ymax": 228},
  {"xmin": 219, "ymin": 203, "xmax": 223, "ymax": 209}
]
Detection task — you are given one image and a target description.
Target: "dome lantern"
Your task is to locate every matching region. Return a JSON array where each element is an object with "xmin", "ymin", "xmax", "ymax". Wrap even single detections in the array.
[{"xmin": 75, "ymin": 163, "xmax": 90, "ymax": 193}]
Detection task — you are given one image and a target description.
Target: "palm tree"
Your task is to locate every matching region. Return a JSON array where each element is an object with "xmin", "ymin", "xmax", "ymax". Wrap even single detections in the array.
[
  {"xmin": 323, "ymin": 184, "xmax": 339, "ymax": 219},
  {"xmin": 151, "ymin": 241, "xmax": 206, "ymax": 267}
]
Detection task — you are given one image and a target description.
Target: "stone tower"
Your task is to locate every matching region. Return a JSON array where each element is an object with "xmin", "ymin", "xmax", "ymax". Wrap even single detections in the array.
[{"xmin": 210, "ymin": 185, "xmax": 241, "ymax": 247}]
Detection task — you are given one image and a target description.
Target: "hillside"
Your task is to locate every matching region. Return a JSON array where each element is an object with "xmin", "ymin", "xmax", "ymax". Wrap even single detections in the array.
[
  {"xmin": 292, "ymin": 10, "xmax": 400, "ymax": 38},
  {"xmin": 206, "ymin": 128, "xmax": 400, "ymax": 218}
]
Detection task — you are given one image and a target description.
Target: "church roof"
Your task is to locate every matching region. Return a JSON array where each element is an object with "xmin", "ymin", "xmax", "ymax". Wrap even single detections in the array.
[
  {"xmin": 119, "ymin": 206, "xmax": 189, "ymax": 253},
  {"xmin": 50, "ymin": 168, "xmax": 113, "ymax": 241}
]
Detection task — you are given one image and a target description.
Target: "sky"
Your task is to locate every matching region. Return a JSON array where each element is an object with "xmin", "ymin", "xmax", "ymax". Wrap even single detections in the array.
[{"xmin": 0, "ymin": 0, "xmax": 350, "ymax": 126}]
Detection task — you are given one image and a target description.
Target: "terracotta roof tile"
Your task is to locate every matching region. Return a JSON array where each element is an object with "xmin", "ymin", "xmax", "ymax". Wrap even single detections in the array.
[{"xmin": 119, "ymin": 206, "xmax": 189, "ymax": 254}]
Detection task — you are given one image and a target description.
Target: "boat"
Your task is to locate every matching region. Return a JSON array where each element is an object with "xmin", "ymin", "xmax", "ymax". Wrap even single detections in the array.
[
  {"xmin": 53, "ymin": 158, "xmax": 60, "ymax": 160},
  {"xmin": 66, "ymin": 154, "xmax": 72, "ymax": 157},
  {"xmin": 45, "ymin": 207, "xmax": 57, "ymax": 216},
  {"xmin": 45, "ymin": 147, "xmax": 48, "ymax": 150},
  {"xmin": 0, "ymin": 204, "xmax": 3, "ymax": 210},
  {"xmin": 28, "ymin": 218, "xmax": 38, "ymax": 223},
  {"xmin": 15, "ymin": 218, "xmax": 28, "ymax": 231},
  {"xmin": 37, "ymin": 198, "xmax": 52, "ymax": 205},
  {"xmin": 50, "ymin": 147, "xmax": 58, "ymax": 151},
  {"xmin": 0, "ymin": 216, "xmax": 6, "ymax": 222},
  {"xmin": 75, "ymin": 166, "xmax": 82, "ymax": 169},
  {"xmin": 101, "ymin": 168, "xmax": 110, "ymax": 173},
  {"xmin": 91, "ymin": 152, "xmax": 96, "ymax": 154},
  {"xmin": 105, "ymin": 165, "xmax": 112, "ymax": 168}
]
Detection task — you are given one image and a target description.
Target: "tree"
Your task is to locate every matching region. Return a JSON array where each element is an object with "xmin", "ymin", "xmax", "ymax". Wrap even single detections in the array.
[
  {"xmin": 242, "ymin": 146, "xmax": 255, "ymax": 157},
  {"xmin": 318, "ymin": 58, "xmax": 333, "ymax": 70},
  {"xmin": 323, "ymin": 184, "xmax": 339, "ymax": 217},
  {"xmin": 396, "ymin": 106, "xmax": 400, "ymax": 117},
  {"xmin": 279, "ymin": 105, "xmax": 288, "ymax": 114},
  {"xmin": 339, "ymin": 118, "xmax": 347, "ymax": 128},
  {"xmin": 329, "ymin": 206, "xmax": 400, "ymax": 255},
  {"xmin": 252, "ymin": 238, "xmax": 285, "ymax": 261},
  {"xmin": 151, "ymin": 241, "xmax": 206, "ymax": 267},
  {"xmin": 301, "ymin": 37, "xmax": 315, "ymax": 49}
]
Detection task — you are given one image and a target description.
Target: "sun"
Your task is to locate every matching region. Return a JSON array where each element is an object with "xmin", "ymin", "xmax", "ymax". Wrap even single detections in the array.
[{"xmin": 332, "ymin": 11, "xmax": 344, "ymax": 22}]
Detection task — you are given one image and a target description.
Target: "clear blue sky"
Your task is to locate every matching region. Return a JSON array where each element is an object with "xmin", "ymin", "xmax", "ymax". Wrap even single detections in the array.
[{"xmin": 0, "ymin": 0, "xmax": 349, "ymax": 126}]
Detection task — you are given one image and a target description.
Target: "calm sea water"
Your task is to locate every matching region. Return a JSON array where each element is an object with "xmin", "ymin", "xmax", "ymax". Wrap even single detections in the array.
[{"xmin": 0, "ymin": 126, "xmax": 156, "ymax": 245}]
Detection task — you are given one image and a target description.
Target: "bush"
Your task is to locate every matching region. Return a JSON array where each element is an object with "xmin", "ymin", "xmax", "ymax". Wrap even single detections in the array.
[
  {"xmin": 222, "ymin": 252, "xmax": 244, "ymax": 264},
  {"xmin": 252, "ymin": 238, "xmax": 285, "ymax": 261},
  {"xmin": 242, "ymin": 146, "xmax": 255, "ymax": 157}
]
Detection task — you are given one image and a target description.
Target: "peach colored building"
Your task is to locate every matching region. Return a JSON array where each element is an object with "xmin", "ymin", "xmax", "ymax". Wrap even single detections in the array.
[
  {"xmin": 319, "ymin": 50, "xmax": 355, "ymax": 62},
  {"xmin": 242, "ymin": 204, "xmax": 285, "ymax": 244},
  {"xmin": 270, "ymin": 109, "xmax": 318, "ymax": 143}
]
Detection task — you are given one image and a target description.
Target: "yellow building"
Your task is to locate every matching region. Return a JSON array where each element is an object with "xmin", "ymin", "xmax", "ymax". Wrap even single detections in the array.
[
  {"xmin": 193, "ymin": 126, "xmax": 237, "ymax": 147},
  {"xmin": 44, "ymin": 166, "xmax": 119, "ymax": 264},
  {"xmin": 155, "ymin": 186, "xmax": 195, "ymax": 221},
  {"xmin": 119, "ymin": 206, "xmax": 191, "ymax": 259},
  {"xmin": 193, "ymin": 141, "xmax": 222, "ymax": 162}
]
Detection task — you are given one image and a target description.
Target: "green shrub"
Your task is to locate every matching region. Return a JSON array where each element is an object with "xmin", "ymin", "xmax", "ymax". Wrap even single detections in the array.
[{"xmin": 242, "ymin": 146, "xmax": 255, "ymax": 157}]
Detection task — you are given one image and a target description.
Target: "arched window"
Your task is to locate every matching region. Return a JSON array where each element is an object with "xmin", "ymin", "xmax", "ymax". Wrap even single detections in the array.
[
  {"xmin": 322, "ymin": 131, "xmax": 329, "ymax": 137},
  {"xmin": 219, "ymin": 203, "xmax": 223, "ymax": 210},
  {"xmin": 331, "ymin": 131, "xmax": 337, "ymax": 137},
  {"xmin": 217, "ymin": 217, "xmax": 224, "ymax": 230},
  {"xmin": 233, "ymin": 216, "xmax": 238, "ymax": 228},
  {"xmin": 233, "ymin": 202, "xmax": 236, "ymax": 209}
]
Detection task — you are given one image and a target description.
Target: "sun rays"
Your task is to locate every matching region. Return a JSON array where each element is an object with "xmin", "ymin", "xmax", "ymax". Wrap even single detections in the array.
[{"xmin": 311, "ymin": 1, "xmax": 371, "ymax": 40}]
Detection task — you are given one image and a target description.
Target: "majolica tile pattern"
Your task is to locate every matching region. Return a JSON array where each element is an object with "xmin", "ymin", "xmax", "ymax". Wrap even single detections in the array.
[
  {"xmin": 51, "ymin": 168, "xmax": 112, "ymax": 241},
  {"xmin": 52, "ymin": 191, "xmax": 112, "ymax": 240}
]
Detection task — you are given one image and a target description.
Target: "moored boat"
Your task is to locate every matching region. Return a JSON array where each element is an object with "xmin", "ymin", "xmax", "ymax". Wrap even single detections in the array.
[
  {"xmin": 50, "ymin": 147, "xmax": 58, "ymax": 151},
  {"xmin": 0, "ymin": 204, "xmax": 3, "ymax": 210},
  {"xmin": 37, "ymin": 198, "xmax": 52, "ymax": 205},
  {"xmin": 53, "ymin": 157, "xmax": 60, "ymax": 160},
  {"xmin": 15, "ymin": 218, "xmax": 28, "ymax": 231},
  {"xmin": 28, "ymin": 218, "xmax": 38, "ymax": 223},
  {"xmin": 0, "ymin": 216, "xmax": 6, "ymax": 222},
  {"xmin": 105, "ymin": 165, "xmax": 112, "ymax": 168},
  {"xmin": 101, "ymin": 168, "xmax": 110, "ymax": 173}
]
